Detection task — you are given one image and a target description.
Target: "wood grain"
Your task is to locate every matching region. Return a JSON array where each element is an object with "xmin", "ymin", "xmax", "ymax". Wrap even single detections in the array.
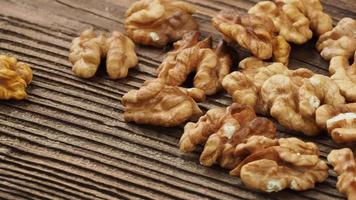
[{"xmin": 0, "ymin": 0, "xmax": 354, "ymax": 199}]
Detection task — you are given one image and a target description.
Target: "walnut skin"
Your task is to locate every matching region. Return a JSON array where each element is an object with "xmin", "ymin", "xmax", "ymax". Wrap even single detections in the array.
[
  {"xmin": 223, "ymin": 57, "xmax": 345, "ymax": 136},
  {"xmin": 328, "ymin": 148, "xmax": 356, "ymax": 200},
  {"xmin": 249, "ymin": 0, "xmax": 312, "ymax": 44},
  {"xmin": 316, "ymin": 104, "xmax": 356, "ymax": 144},
  {"xmin": 231, "ymin": 138, "xmax": 328, "ymax": 192},
  {"xmin": 69, "ymin": 29, "xmax": 138, "ymax": 79},
  {"xmin": 212, "ymin": 12, "xmax": 290, "ymax": 65},
  {"xmin": 125, "ymin": 0, "xmax": 198, "ymax": 47},
  {"xmin": 157, "ymin": 32, "xmax": 232, "ymax": 95},
  {"xmin": 0, "ymin": 55, "xmax": 33, "ymax": 100},
  {"xmin": 317, "ymin": 18, "xmax": 356, "ymax": 61},
  {"xmin": 329, "ymin": 52, "xmax": 356, "ymax": 102},
  {"xmin": 122, "ymin": 79, "xmax": 203, "ymax": 127}
]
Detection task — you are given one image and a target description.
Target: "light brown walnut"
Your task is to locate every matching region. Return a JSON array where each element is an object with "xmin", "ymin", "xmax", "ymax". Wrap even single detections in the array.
[
  {"xmin": 231, "ymin": 138, "xmax": 328, "ymax": 192},
  {"xmin": 317, "ymin": 18, "xmax": 356, "ymax": 60},
  {"xmin": 124, "ymin": 0, "xmax": 198, "ymax": 47},
  {"xmin": 328, "ymin": 148, "xmax": 356, "ymax": 200},
  {"xmin": 122, "ymin": 79, "xmax": 203, "ymax": 127},
  {"xmin": 157, "ymin": 32, "xmax": 232, "ymax": 95},
  {"xmin": 212, "ymin": 11, "xmax": 290, "ymax": 65},
  {"xmin": 316, "ymin": 104, "xmax": 356, "ymax": 144},
  {"xmin": 300, "ymin": 0, "xmax": 332, "ymax": 35},
  {"xmin": 249, "ymin": 0, "xmax": 312, "ymax": 44},
  {"xmin": 223, "ymin": 57, "xmax": 345, "ymax": 136},
  {"xmin": 0, "ymin": 55, "xmax": 33, "ymax": 100},
  {"xmin": 329, "ymin": 52, "xmax": 356, "ymax": 102},
  {"xmin": 69, "ymin": 29, "xmax": 138, "ymax": 79}
]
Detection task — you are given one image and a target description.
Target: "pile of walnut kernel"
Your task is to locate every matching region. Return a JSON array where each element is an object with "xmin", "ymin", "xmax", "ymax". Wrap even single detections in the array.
[{"xmin": 0, "ymin": 0, "xmax": 348, "ymax": 197}]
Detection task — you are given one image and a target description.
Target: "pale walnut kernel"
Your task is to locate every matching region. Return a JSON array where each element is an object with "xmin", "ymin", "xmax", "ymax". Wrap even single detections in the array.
[
  {"xmin": 249, "ymin": 0, "xmax": 312, "ymax": 44},
  {"xmin": 231, "ymin": 138, "xmax": 328, "ymax": 192},
  {"xmin": 328, "ymin": 148, "xmax": 356, "ymax": 200},
  {"xmin": 157, "ymin": 32, "xmax": 232, "ymax": 95},
  {"xmin": 69, "ymin": 29, "xmax": 138, "ymax": 79},
  {"xmin": 0, "ymin": 55, "xmax": 33, "ymax": 100},
  {"xmin": 212, "ymin": 11, "xmax": 290, "ymax": 65},
  {"xmin": 300, "ymin": 0, "xmax": 332, "ymax": 35},
  {"xmin": 329, "ymin": 52, "xmax": 356, "ymax": 102},
  {"xmin": 122, "ymin": 79, "xmax": 202, "ymax": 127},
  {"xmin": 316, "ymin": 104, "xmax": 356, "ymax": 144},
  {"xmin": 317, "ymin": 18, "xmax": 356, "ymax": 60},
  {"xmin": 124, "ymin": 0, "xmax": 198, "ymax": 47}
]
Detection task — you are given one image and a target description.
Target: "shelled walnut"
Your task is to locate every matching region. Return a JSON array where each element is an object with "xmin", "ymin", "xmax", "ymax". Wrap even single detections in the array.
[
  {"xmin": 316, "ymin": 104, "xmax": 356, "ymax": 144},
  {"xmin": 328, "ymin": 148, "xmax": 356, "ymax": 200},
  {"xmin": 69, "ymin": 29, "xmax": 138, "ymax": 79},
  {"xmin": 0, "ymin": 55, "xmax": 33, "ymax": 100},
  {"xmin": 329, "ymin": 52, "xmax": 356, "ymax": 102},
  {"xmin": 212, "ymin": 11, "xmax": 290, "ymax": 65},
  {"xmin": 124, "ymin": 0, "xmax": 199, "ymax": 47},
  {"xmin": 157, "ymin": 32, "xmax": 232, "ymax": 95},
  {"xmin": 231, "ymin": 138, "xmax": 328, "ymax": 192},
  {"xmin": 299, "ymin": 0, "xmax": 332, "ymax": 35},
  {"xmin": 249, "ymin": 0, "xmax": 312, "ymax": 44},
  {"xmin": 179, "ymin": 103, "xmax": 277, "ymax": 169},
  {"xmin": 222, "ymin": 57, "xmax": 345, "ymax": 136},
  {"xmin": 317, "ymin": 18, "xmax": 356, "ymax": 61},
  {"xmin": 122, "ymin": 79, "xmax": 203, "ymax": 127}
]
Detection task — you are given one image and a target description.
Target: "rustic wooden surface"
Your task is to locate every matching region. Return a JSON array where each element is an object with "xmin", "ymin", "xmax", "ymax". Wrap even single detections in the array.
[{"xmin": 0, "ymin": 0, "xmax": 355, "ymax": 199}]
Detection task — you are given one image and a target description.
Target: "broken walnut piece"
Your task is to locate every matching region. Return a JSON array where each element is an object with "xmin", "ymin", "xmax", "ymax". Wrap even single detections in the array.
[
  {"xmin": 249, "ymin": 0, "xmax": 312, "ymax": 44},
  {"xmin": 212, "ymin": 11, "xmax": 290, "ymax": 65},
  {"xmin": 329, "ymin": 52, "xmax": 356, "ymax": 102},
  {"xmin": 231, "ymin": 138, "xmax": 328, "ymax": 192},
  {"xmin": 122, "ymin": 79, "xmax": 203, "ymax": 127},
  {"xmin": 124, "ymin": 0, "xmax": 198, "ymax": 47},
  {"xmin": 69, "ymin": 29, "xmax": 138, "ymax": 79},
  {"xmin": 317, "ymin": 18, "xmax": 356, "ymax": 61},
  {"xmin": 157, "ymin": 32, "xmax": 232, "ymax": 95},
  {"xmin": 328, "ymin": 148, "xmax": 356, "ymax": 200},
  {"xmin": 316, "ymin": 104, "xmax": 356, "ymax": 144},
  {"xmin": 299, "ymin": 0, "xmax": 332, "ymax": 35},
  {"xmin": 0, "ymin": 55, "xmax": 33, "ymax": 100}
]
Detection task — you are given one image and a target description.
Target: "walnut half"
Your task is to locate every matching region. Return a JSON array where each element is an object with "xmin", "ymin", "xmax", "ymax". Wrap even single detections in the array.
[
  {"xmin": 0, "ymin": 55, "xmax": 33, "ymax": 100},
  {"xmin": 125, "ymin": 0, "xmax": 199, "ymax": 47},
  {"xmin": 231, "ymin": 138, "xmax": 328, "ymax": 192},
  {"xmin": 122, "ymin": 79, "xmax": 203, "ymax": 127},
  {"xmin": 316, "ymin": 104, "xmax": 356, "ymax": 144},
  {"xmin": 328, "ymin": 148, "xmax": 356, "ymax": 200}
]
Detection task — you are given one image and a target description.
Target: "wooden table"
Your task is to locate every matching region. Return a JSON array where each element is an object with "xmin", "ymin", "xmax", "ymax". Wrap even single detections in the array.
[{"xmin": 0, "ymin": 0, "xmax": 355, "ymax": 199}]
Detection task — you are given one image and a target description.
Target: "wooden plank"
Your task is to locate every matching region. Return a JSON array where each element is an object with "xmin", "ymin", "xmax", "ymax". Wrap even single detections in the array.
[{"xmin": 0, "ymin": 0, "xmax": 354, "ymax": 199}]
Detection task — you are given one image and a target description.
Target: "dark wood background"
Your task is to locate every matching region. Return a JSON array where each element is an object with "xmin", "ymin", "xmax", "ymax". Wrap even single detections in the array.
[{"xmin": 0, "ymin": 0, "xmax": 355, "ymax": 199}]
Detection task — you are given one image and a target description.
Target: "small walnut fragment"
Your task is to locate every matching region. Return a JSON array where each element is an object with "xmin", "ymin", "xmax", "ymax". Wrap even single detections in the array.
[
  {"xmin": 316, "ymin": 104, "xmax": 356, "ymax": 144},
  {"xmin": 328, "ymin": 148, "xmax": 356, "ymax": 200},
  {"xmin": 69, "ymin": 29, "xmax": 138, "ymax": 79},
  {"xmin": 223, "ymin": 57, "xmax": 346, "ymax": 136},
  {"xmin": 300, "ymin": 0, "xmax": 332, "ymax": 35},
  {"xmin": 157, "ymin": 32, "xmax": 232, "ymax": 95},
  {"xmin": 249, "ymin": 0, "xmax": 312, "ymax": 44},
  {"xmin": 124, "ymin": 0, "xmax": 198, "ymax": 47},
  {"xmin": 0, "ymin": 55, "xmax": 33, "ymax": 100},
  {"xmin": 122, "ymin": 79, "xmax": 202, "ymax": 127},
  {"xmin": 179, "ymin": 103, "xmax": 277, "ymax": 169},
  {"xmin": 231, "ymin": 138, "xmax": 328, "ymax": 192},
  {"xmin": 329, "ymin": 52, "xmax": 356, "ymax": 102},
  {"xmin": 317, "ymin": 18, "xmax": 356, "ymax": 60},
  {"xmin": 212, "ymin": 11, "xmax": 290, "ymax": 65}
]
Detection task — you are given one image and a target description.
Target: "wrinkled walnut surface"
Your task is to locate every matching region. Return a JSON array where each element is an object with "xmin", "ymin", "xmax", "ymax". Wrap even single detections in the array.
[
  {"xmin": 69, "ymin": 29, "xmax": 138, "ymax": 79},
  {"xmin": 122, "ymin": 79, "xmax": 202, "ymax": 127},
  {"xmin": 231, "ymin": 138, "xmax": 328, "ymax": 192},
  {"xmin": 0, "ymin": 55, "xmax": 33, "ymax": 100},
  {"xmin": 157, "ymin": 32, "xmax": 232, "ymax": 95},
  {"xmin": 125, "ymin": 0, "xmax": 199, "ymax": 47},
  {"xmin": 317, "ymin": 18, "xmax": 356, "ymax": 61},
  {"xmin": 212, "ymin": 11, "xmax": 290, "ymax": 65},
  {"xmin": 316, "ymin": 104, "xmax": 356, "ymax": 144},
  {"xmin": 328, "ymin": 148, "xmax": 356, "ymax": 200}
]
